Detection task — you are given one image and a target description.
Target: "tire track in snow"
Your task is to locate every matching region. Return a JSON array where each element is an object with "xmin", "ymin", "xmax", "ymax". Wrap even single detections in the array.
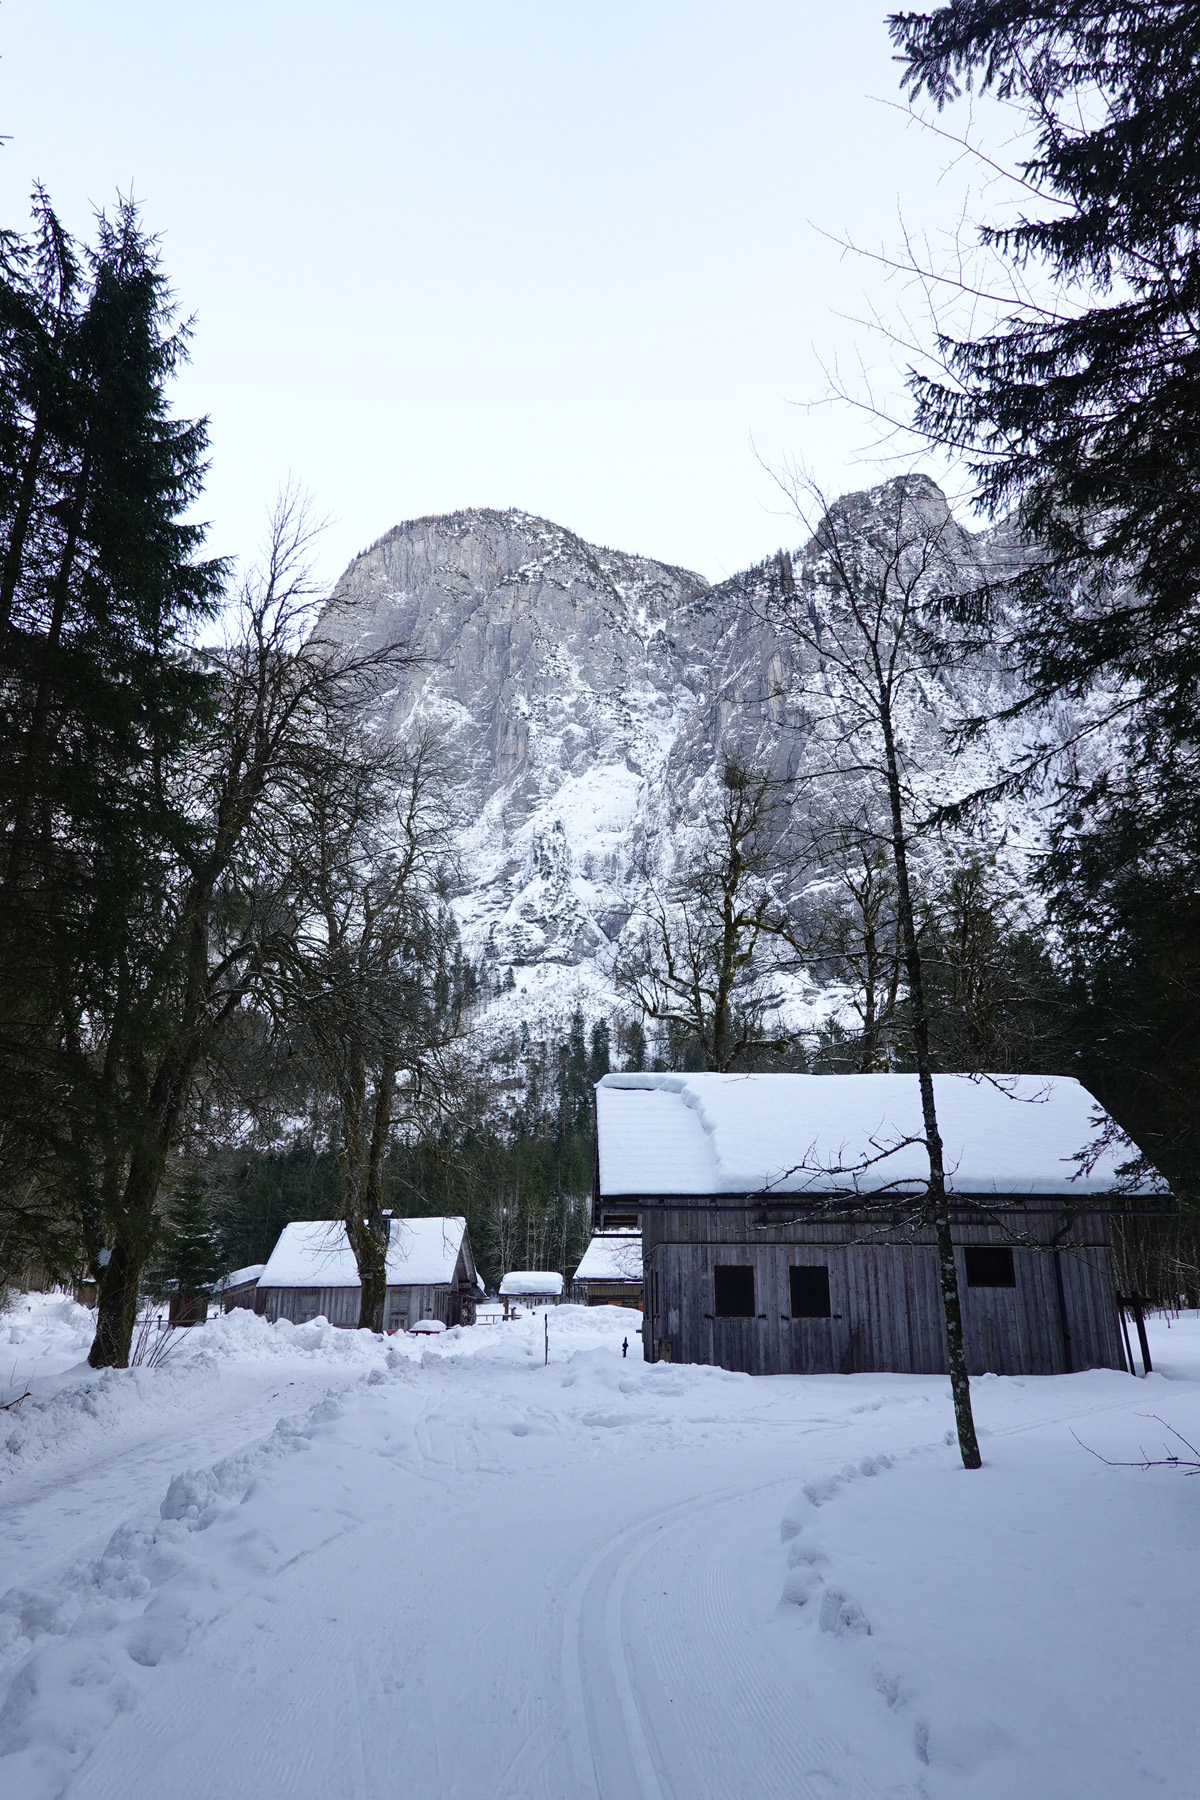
[
  {"xmin": 623, "ymin": 1482, "xmax": 883, "ymax": 1800},
  {"xmin": 564, "ymin": 1470, "xmax": 873, "ymax": 1800}
]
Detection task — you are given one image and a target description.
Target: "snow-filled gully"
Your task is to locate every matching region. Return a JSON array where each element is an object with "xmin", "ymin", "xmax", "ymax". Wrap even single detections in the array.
[{"xmin": 3, "ymin": 1299, "xmax": 1200, "ymax": 1800}]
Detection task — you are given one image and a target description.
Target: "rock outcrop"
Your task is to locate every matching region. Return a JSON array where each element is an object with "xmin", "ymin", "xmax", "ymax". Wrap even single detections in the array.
[{"xmin": 317, "ymin": 484, "xmax": 1036, "ymax": 1035}]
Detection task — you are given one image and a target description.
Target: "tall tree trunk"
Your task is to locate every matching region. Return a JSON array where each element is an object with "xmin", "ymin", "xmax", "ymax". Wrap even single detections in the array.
[
  {"xmin": 880, "ymin": 707, "xmax": 982, "ymax": 1470},
  {"xmin": 340, "ymin": 1055, "xmax": 392, "ymax": 1332},
  {"xmin": 3, "ymin": 451, "xmax": 90, "ymax": 905},
  {"xmin": 0, "ymin": 407, "xmax": 49, "ymax": 631},
  {"xmin": 88, "ymin": 1236, "xmax": 146, "ymax": 1370},
  {"xmin": 357, "ymin": 1062, "xmax": 395, "ymax": 1331},
  {"xmin": 88, "ymin": 1121, "xmax": 176, "ymax": 1369},
  {"xmin": 87, "ymin": 917, "xmax": 211, "ymax": 1369}
]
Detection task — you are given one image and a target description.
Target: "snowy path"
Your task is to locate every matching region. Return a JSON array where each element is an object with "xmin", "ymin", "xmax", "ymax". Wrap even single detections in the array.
[
  {"xmin": 0, "ymin": 1363, "xmax": 371, "ymax": 1597},
  {"xmin": 3, "ymin": 1300, "xmax": 1200, "ymax": 1800}
]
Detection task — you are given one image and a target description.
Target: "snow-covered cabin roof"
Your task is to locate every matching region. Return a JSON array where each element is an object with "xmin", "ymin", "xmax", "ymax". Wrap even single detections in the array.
[
  {"xmin": 498, "ymin": 1270, "xmax": 564, "ymax": 1297},
  {"xmin": 213, "ymin": 1263, "xmax": 265, "ymax": 1292},
  {"xmin": 258, "ymin": 1218, "xmax": 471, "ymax": 1289},
  {"xmin": 595, "ymin": 1073, "xmax": 1164, "ymax": 1199},
  {"xmin": 573, "ymin": 1233, "xmax": 643, "ymax": 1282}
]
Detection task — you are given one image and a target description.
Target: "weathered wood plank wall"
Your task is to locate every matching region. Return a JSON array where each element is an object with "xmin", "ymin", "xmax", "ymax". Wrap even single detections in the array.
[
  {"xmin": 642, "ymin": 1199, "xmax": 1125, "ymax": 1376},
  {"xmin": 259, "ymin": 1286, "xmax": 360, "ymax": 1327}
]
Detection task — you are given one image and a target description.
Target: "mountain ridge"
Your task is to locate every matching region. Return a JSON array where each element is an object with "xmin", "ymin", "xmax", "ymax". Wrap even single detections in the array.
[{"xmin": 316, "ymin": 482, "xmax": 1037, "ymax": 1041}]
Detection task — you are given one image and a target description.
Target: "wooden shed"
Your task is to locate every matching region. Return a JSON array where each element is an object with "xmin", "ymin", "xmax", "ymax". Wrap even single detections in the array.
[
  {"xmin": 213, "ymin": 1264, "xmax": 265, "ymax": 1313},
  {"xmin": 572, "ymin": 1232, "xmax": 643, "ymax": 1308},
  {"xmin": 257, "ymin": 1217, "xmax": 480, "ymax": 1330},
  {"xmin": 593, "ymin": 1072, "xmax": 1167, "ymax": 1378},
  {"xmin": 497, "ymin": 1271, "xmax": 564, "ymax": 1319}
]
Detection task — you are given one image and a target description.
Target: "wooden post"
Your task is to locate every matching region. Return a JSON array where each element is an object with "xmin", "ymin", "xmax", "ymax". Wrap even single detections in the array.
[
  {"xmin": 1131, "ymin": 1296, "xmax": 1153, "ymax": 1375},
  {"xmin": 1118, "ymin": 1306, "xmax": 1137, "ymax": 1377},
  {"xmin": 1118, "ymin": 1295, "xmax": 1153, "ymax": 1375},
  {"xmin": 544, "ymin": 1312, "xmax": 549, "ymax": 1366}
]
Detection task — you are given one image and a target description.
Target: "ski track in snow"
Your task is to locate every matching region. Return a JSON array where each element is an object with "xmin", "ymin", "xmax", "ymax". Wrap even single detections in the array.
[{"xmin": 3, "ymin": 1301, "xmax": 1200, "ymax": 1799}]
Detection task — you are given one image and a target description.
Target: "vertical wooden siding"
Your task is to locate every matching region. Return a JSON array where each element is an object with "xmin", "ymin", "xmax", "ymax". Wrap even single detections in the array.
[{"xmin": 642, "ymin": 1202, "xmax": 1125, "ymax": 1376}]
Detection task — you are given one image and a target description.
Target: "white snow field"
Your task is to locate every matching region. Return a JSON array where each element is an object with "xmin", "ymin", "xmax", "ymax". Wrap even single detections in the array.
[{"xmin": 2, "ymin": 1294, "xmax": 1199, "ymax": 1800}]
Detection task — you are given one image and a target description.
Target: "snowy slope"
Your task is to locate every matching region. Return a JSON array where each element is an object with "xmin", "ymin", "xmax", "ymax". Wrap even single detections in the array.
[{"xmin": 2, "ymin": 1293, "xmax": 1199, "ymax": 1799}]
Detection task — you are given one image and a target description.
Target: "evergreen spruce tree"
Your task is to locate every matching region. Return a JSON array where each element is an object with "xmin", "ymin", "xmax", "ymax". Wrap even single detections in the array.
[
  {"xmin": 0, "ymin": 194, "xmax": 224, "ymax": 1286},
  {"xmin": 147, "ymin": 1170, "xmax": 223, "ymax": 1303},
  {"xmin": 890, "ymin": 3, "xmax": 1200, "ymax": 727},
  {"xmin": 891, "ymin": 2, "xmax": 1200, "ymax": 1201}
]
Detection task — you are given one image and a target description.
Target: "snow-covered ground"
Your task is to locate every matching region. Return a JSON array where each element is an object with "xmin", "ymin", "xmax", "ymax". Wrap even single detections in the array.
[{"xmin": 3, "ymin": 1293, "xmax": 1198, "ymax": 1800}]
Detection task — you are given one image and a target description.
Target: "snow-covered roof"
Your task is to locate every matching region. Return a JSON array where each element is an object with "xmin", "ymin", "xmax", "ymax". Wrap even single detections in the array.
[
  {"xmin": 596, "ymin": 1073, "xmax": 1164, "ymax": 1199},
  {"xmin": 258, "ymin": 1218, "xmax": 469, "ymax": 1289},
  {"xmin": 573, "ymin": 1233, "xmax": 643, "ymax": 1283},
  {"xmin": 499, "ymin": 1270, "xmax": 564, "ymax": 1296},
  {"xmin": 213, "ymin": 1264, "xmax": 265, "ymax": 1292}
]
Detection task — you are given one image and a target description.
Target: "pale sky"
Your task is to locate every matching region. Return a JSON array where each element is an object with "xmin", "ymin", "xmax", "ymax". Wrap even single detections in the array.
[{"xmin": 1, "ymin": 2, "xmax": 967, "ymax": 589}]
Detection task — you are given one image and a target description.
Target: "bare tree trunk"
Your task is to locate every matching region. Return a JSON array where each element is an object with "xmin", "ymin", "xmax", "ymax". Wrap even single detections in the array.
[
  {"xmin": 2, "ymin": 453, "xmax": 90, "ymax": 905},
  {"xmin": 356, "ymin": 1223, "xmax": 389, "ymax": 1332},
  {"xmin": 88, "ymin": 1236, "xmax": 147, "ymax": 1369},
  {"xmin": 881, "ymin": 709, "xmax": 981, "ymax": 1469},
  {"xmin": 354, "ymin": 1065, "xmax": 394, "ymax": 1331}
]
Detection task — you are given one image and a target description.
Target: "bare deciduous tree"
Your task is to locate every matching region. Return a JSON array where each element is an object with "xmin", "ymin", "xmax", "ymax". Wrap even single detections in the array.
[
  {"xmin": 763, "ymin": 470, "xmax": 986, "ymax": 1469},
  {"xmin": 270, "ymin": 726, "xmax": 470, "ymax": 1330},
  {"xmin": 617, "ymin": 757, "xmax": 807, "ymax": 1072},
  {"xmin": 798, "ymin": 810, "xmax": 907, "ymax": 1072}
]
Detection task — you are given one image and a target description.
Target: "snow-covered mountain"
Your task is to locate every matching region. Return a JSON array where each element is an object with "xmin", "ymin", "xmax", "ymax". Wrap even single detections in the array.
[{"xmin": 317, "ymin": 482, "xmax": 1035, "ymax": 1037}]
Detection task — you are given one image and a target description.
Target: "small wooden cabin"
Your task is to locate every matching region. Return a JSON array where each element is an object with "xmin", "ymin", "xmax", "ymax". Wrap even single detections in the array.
[
  {"xmin": 498, "ymin": 1271, "xmax": 564, "ymax": 1319},
  {"xmin": 572, "ymin": 1232, "xmax": 643, "ymax": 1308},
  {"xmin": 257, "ymin": 1217, "xmax": 480, "ymax": 1330},
  {"xmin": 213, "ymin": 1264, "xmax": 265, "ymax": 1313},
  {"xmin": 593, "ymin": 1072, "xmax": 1167, "ymax": 1378}
]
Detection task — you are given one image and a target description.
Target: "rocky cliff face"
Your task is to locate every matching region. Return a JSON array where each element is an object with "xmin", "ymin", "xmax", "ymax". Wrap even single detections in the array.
[{"xmin": 318, "ymin": 486, "xmax": 1034, "ymax": 1036}]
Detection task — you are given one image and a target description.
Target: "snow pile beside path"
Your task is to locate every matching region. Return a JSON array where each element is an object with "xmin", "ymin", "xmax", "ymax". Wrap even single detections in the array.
[
  {"xmin": 0, "ymin": 1303, "xmax": 393, "ymax": 1485},
  {"xmin": 411, "ymin": 1302, "xmax": 643, "ymax": 1367},
  {"xmin": 1, "ymin": 1360, "xmax": 223, "ymax": 1484},
  {"xmin": 0, "ymin": 1378, "xmax": 374, "ymax": 1799},
  {"xmin": 1, "ymin": 1294, "xmax": 95, "ymax": 1397},
  {"xmin": 184, "ymin": 1306, "xmax": 389, "ymax": 1367}
]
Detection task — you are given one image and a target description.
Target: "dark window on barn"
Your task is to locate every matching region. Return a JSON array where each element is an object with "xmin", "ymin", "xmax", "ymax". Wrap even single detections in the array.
[
  {"xmin": 790, "ymin": 1265, "xmax": 831, "ymax": 1318},
  {"xmin": 714, "ymin": 1265, "xmax": 755, "ymax": 1317},
  {"xmin": 964, "ymin": 1247, "xmax": 1016, "ymax": 1288}
]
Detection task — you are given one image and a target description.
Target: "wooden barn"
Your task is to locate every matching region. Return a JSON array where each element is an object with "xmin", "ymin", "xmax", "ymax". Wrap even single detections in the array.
[
  {"xmin": 593, "ymin": 1072, "xmax": 1167, "ymax": 1378},
  {"xmin": 572, "ymin": 1232, "xmax": 643, "ymax": 1308},
  {"xmin": 257, "ymin": 1217, "xmax": 481, "ymax": 1330}
]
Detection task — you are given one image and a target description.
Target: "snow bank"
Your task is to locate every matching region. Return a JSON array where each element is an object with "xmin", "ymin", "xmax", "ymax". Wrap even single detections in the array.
[
  {"xmin": 1, "ymin": 1359, "xmax": 221, "ymax": 1488},
  {"xmin": 0, "ymin": 1301, "xmax": 392, "ymax": 1487},
  {"xmin": 771, "ymin": 1366, "xmax": 1200, "ymax": 1795},
  {"xmin": 1, "ymin": 1295, "xmax": 95, "ymax": 1398},
  {"xmin": 409, "ymin": 1302, "xmax": 641, "ymax": 1368},
  {"xmin": 0, "ymin": 1381, "xmax": 367, "ymax": 1798},
  {"xmin": 190, "ymin": 1307, "xmax": 387, "ymax": 1365}
]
